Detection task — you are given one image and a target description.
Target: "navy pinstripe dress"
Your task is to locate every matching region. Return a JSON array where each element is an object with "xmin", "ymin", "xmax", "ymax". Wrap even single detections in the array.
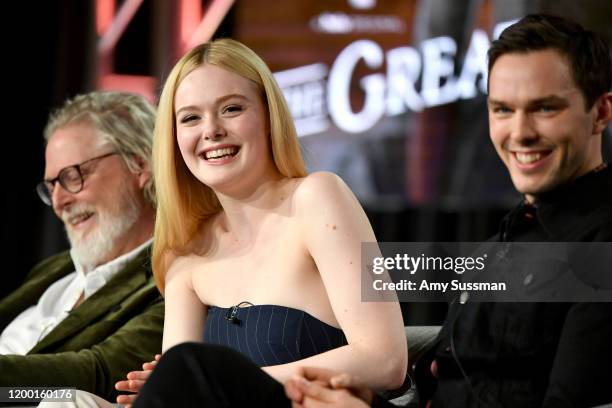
[{"xmin": 203, "ymin": 304, "xmax": 348, "ymax": 366}]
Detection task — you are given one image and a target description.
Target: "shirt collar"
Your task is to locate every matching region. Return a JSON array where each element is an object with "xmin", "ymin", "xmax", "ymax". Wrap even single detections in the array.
[
  {"xmin": 530, "ymin": 163, "xmax": 609, "ymax": 207},
  {"xmin": 500, "ymin": 165, "xmax": 611, "ymax": 241}
]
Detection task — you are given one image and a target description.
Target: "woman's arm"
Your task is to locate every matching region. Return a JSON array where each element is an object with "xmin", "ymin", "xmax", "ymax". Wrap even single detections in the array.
[
  {"xmin": 162, "ymin": 256, "xmax": 207, "ymax": 352},
  {"xmin": 264, "ymin": 172, "xmax": 407, "ymax": 390}
]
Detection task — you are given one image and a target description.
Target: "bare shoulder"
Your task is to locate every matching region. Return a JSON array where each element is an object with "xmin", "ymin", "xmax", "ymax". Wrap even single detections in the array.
[
  {"xmin": 292, "ymin": 172, "xmax": 373, "ymax": 241},
  {"xmin": 295, "ymin": 171, "xmax": 346, "ymax": 193},
  {"xmin": 164, "ymin": 250, "xmax": 196, "ymax": 290},
  {"xmin": 163, "ymin": 216, "xmax": 218, "ymax": 290},
  {"xmin": 293, "ymin": 171, "xmax": 357, "ymax": 214}
]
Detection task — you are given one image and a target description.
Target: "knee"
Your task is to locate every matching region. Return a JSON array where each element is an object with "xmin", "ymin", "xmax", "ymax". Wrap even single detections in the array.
[{"xmin": 159, "ymin": 342, "xmax": 204, "ymax": 370}]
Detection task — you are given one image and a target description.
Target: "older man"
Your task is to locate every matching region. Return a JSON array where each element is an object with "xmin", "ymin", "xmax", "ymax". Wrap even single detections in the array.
[
  {"xmin": 0, "ymin": 92, "xmax": 163, "ymax": 402},
  {"xmin": 285, "ymin": 14, "xmax": 612, "ymax": 408}
]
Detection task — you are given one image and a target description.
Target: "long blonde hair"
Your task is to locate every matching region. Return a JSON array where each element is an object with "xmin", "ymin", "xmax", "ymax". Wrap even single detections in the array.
[{"xmin": 152, "ymin": 38, "xmax": 306, "ymax": 293}]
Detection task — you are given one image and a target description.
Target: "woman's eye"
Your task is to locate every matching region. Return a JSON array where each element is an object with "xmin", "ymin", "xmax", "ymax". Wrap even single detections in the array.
[
  {"xmin": 180, "ymin": 115, "xmax": 199, "ymax": 123},
  {"xmin": 223, "ymin": 105, "xmax": 242, "ymax": 114}
]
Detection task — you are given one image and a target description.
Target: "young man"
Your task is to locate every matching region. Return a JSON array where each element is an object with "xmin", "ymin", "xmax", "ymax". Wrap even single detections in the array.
[
  {"xmin": 285, "ymin": 14, "xmax": 612, "ymax": 408},
  {"xmin": 0, "ymin": 92, "xmax": 163, "ymax": 402}
]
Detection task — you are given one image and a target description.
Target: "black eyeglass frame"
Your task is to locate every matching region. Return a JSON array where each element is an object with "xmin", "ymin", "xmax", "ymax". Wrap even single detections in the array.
[{"xmin": 36, "ymin": 151, "xmax": 119, "ymax": 206}]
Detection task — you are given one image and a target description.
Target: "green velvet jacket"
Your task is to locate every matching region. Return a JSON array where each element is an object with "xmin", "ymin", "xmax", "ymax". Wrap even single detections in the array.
[{"xmin": 0, "ymin": 246, "xmax": 164, "ymax": 401}]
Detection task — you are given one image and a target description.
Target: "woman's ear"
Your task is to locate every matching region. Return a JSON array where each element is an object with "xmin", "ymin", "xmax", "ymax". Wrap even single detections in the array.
[{"xmin": 592, "ymin": 92, "xmax": 612, "ymax": 135}]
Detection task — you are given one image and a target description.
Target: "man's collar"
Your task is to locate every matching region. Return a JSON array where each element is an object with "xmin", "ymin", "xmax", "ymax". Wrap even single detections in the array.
[
  {"xmin": 527, "ymin": 163, "xmax": 610, "ymax": 207},
  {"xmin": 500, "ymin": 165, "xmax": 611, "ymax": 240}
]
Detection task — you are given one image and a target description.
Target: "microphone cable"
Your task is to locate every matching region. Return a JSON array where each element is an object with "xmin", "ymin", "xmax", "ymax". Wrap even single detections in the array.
[
  {"xmin": 448, "ymin": 293, "xmax": 491, "ymax": 407},
  {"xmin": 224, "ymin": 301, "xmax": 254, "ymax": 324}
]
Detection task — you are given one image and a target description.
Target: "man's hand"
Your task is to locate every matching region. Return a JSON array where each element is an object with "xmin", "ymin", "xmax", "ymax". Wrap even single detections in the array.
[
  {"xmin": 115, "ymin": 354, "xmax": 161, "ymax": 407},
  {"xmin": 424, "ymin": 359, "xmax": 438, "ymax": 408},
  {"xmin": 285, "ymin": 367, "xmax": 374, "ymax": 408}
]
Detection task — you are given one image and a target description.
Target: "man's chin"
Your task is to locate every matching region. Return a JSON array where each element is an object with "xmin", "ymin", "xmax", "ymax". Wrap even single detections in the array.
[
  {"xmin": 512, "ymin": 178, "xmax": 556, "ymax": 201},
  {"xmin": 67, "ymin": 227, "xmax": 99, "ymax": 256},
  {"xmin": 67, "ymin": 229, "xmax": 89, "ymax": 246},
  {"xmin": 69, "ymin": 233, "xmax": 111, "ymax": 270},
  {"xmin": 66, "ymin": 218, "xmax": 98, "ymax": 240}
]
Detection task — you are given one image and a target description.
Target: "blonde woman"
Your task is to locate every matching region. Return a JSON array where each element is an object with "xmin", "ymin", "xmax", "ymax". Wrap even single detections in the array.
[{"xmin": 131, "ymin": 38, "xmax": 407, "ymax": 407}]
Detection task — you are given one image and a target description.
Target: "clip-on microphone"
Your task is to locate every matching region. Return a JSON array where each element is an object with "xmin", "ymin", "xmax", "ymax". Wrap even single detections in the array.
[{"xmin": 224, "ymin": 301, "xmax": 254, "ymax": 325}]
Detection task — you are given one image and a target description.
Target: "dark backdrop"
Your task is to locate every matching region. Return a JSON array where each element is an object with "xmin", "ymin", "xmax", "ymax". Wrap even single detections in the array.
[{"xmin": 3, "ymin": 1, "xmax": 609, "ymax": 326}]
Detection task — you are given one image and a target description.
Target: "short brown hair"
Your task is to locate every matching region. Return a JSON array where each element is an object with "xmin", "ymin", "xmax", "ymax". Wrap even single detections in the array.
[{"xmin": 488, "ymin": 14, "xmax": 611, "ymax": 109}]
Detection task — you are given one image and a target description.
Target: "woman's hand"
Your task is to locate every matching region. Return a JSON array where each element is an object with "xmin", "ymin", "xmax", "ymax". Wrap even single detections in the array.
[
  {"xmin": 115, "ymin": 354, "xmax": 161, "ymax": 407},
  {"xmin": 285, "ymin": 366, "xmax": 374, "ymax": 408}
]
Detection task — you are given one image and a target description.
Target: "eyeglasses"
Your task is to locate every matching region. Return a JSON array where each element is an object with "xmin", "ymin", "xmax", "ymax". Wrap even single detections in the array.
[{"xmin": 36, "ymin": 152, "xmax": 119, "ymax": 206}]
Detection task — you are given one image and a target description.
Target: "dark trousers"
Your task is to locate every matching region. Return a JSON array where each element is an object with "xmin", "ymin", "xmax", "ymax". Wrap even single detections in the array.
[{"xmin": 133, "ymin": 342, "xmax": 291, "ymax": 408}]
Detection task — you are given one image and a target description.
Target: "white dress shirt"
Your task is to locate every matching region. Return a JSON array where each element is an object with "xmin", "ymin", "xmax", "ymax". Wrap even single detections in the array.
[{"xmin": 0, "ymin": 239, "xmax": 152, "ymax": 355}]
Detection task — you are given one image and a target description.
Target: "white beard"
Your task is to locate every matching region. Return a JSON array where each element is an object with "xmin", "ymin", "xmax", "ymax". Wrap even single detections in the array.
[{"xmin": 63, "ymin": 185, "xmax": 141, "ymax": 272}]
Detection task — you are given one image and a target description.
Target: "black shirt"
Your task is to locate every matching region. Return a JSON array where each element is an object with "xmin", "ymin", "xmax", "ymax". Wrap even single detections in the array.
[{"xmin": 431, "ymin": 166, "xmax": 612, "ymax": 407}]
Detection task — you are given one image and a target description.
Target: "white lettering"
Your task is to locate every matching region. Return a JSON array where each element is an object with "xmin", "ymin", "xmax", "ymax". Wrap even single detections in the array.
[
  {"xmin": 383, "ymin": 256, "xmax": 395, "ymax": 270},
  {"xmin": 420, "ymin": 36, "xmax": 458, "ymax": 106},
  {"xmin": 386, "ymin": 46, "xmax": 424, "ymax": 114},
  {"xmin": 457, "ymin": 29, "xmax": 490, "ymax": 98},
  {"xmin": 373, "ymin": 279, "xmax": 417, "ymax": 291},
  {"xmin": 409, "ymin": 256, "xmax": 421, "ymax": 274},
  {"xmin": 328, "ymin": 40, "xmax": 385, "ymax": 133},
  {"xmin": 419, "ymin": 280, "xmax": 449, "ymax": 292},
  {"xmin": 372, "ymin": 257, "xmax": 384, "ymax": 274},
  {"xmin": 278, "ymin": 26, "xmax": 504, "ymax": 137}
]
